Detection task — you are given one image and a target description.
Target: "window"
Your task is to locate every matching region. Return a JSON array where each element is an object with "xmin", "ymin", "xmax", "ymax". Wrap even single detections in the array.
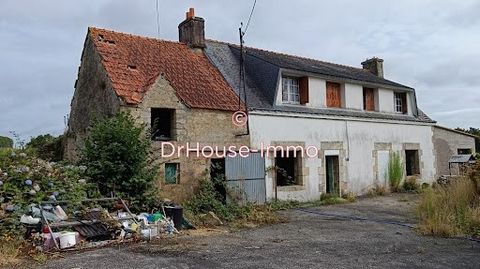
[
  {"xmin": 363, "ymin": 87, "xmax": 375, "ymax": 111},
  {"xmin": 405, "ymin": 150, "xmax": 420, "ymax": 176},
  {"xmin": 326, "ymin": 82, "xmax": 342, "ymax": 108},
  {"xmin": 394, "ymin": 92, "xmax": 407, "ymax": 114},
  {"xmin": 458, "ymin": 148, "xmax": 472, "ymax": 155},
  {"xmin": 275, "ymin": 151, "xmax": 301, "ymax": 186},
  {"xmin": 282, "ymin": 77, "xmax": 300, "ymax": 103},
  {"xmin": 151, "ymin": 108, "xmax": 175, "ymax": 141},
  {"xmin": 165, "ymin": 163, "xmax": 179, "ymax": 184}
]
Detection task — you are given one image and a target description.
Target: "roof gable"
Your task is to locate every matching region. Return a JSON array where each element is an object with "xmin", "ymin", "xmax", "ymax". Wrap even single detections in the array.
[{"xmin": 88, "ymin": 27, "xmax": 241, "ymax": 111}]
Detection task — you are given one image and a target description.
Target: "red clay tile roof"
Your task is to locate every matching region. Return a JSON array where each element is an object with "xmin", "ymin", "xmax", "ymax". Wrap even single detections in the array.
[{"xmin": 88, "ymin": 27, "xmax": 242, "ymax": 111}]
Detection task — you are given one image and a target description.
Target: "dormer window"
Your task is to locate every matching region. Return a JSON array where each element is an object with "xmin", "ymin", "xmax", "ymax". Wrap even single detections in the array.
[
  {"xmin": 394, "ymin": 92, "xmax": 407, "ymax": 114},
  {"xmin": 282, "ymin": 77, "xmax": 300, "ymax": 103}
]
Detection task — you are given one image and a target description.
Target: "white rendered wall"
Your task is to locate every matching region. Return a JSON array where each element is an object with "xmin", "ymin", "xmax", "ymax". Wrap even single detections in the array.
[{"xmin": 248, "ymin": 112, "xmax": 436, "ymax": 202}]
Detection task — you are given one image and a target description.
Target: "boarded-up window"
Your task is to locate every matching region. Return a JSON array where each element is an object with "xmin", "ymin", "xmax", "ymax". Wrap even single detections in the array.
[
  {"xmin": 363, "ymin": 87, "xmax": 375, "ymax": 111},
  {"xmin": 299, "ymin": 77, "xmax": 309, "ymax": 105},
  {"xmin": 326, "ymin": 82, "xmax": 342, "ymax": 108},
  {"xmin": 165, "ymin": 163, "xmax": 179, "ymax": 184}
]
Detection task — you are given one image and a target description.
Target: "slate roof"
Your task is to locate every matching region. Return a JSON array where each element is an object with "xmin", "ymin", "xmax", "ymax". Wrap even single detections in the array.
[
  {"xmin": 204, "ymin": 40, "xmax": 435, "ymax": 123},
  {"xmin": 88, "ymin": 27, "xmax": 242, "ymax": 111}
]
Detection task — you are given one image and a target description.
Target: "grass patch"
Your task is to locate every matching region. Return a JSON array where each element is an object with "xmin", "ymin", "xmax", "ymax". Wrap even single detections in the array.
[
  {"xmin": 416, "ymin": 164, "xmax": 480, "ymax": 237},
  {"xmin": 388, "ymin": 151, "xmax": 403, "ymax": 192},
  {"xmin": 0, "ymin": 236, "xmax": 24, "ymax": 267}
]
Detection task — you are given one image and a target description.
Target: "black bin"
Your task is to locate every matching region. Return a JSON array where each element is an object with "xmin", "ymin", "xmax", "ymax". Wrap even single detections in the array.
[{"xmin": 164, "ymin": 205, "xmax": 183, "ymax": 230}]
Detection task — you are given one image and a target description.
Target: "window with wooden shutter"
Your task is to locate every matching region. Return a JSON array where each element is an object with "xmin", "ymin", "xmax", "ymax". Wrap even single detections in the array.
[
  {"xmin": 299, "ymin": 77, "xmax": 309, "ymax": 105},
  {"xmin": 282, "ymin": 77, "xmax": 300, "ymax": 103},
  {"xmin": 326, "ymin": 82, "xmax": 342, "ymax": 108},
  {"xmin": 363, "ymin": 87, "xmax": 375, "ymax": 111}
]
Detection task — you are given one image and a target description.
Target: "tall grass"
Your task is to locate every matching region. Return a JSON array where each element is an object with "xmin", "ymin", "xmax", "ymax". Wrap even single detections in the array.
[
  {"xmin": 417, "ymin": 164, "xmax": 480, "ymax": 237},
  {"xmin": 388, "ymin": 151, "xmax": 403, "ymax": 192}
]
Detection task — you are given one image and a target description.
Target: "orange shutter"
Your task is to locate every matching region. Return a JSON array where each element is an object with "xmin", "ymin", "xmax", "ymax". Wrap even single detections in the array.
[
  {"xmin": 299, "ymin": 77, "xmax": 309, "ymax": 105},
  {"xmin": 363, "ymin": 87, "xmax": 375, "ymax": 111},
  {"xmin": 326, "ymin": 82, "xmax": 341, "ymax": 108}
]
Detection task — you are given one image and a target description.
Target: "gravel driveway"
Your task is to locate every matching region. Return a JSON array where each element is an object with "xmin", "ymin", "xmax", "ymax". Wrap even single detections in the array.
[{"xmin": 37, "ymin": 194, "xmax": 480, "ymax": 269}]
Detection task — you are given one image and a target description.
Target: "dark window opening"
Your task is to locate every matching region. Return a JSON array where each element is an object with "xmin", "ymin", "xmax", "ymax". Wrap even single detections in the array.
[
  {"xmin": 165, "ymin": 163, "xmax": 179, "ymax": 184},
  {"xmin": 457, "ymin": 148, "xmax": 472, "ymax": 155},
  {"xmin": 151, "ymin": 108, "xmax": 175, "ymax": 141},
  {"xmin": 275, "ymin": 151, "xmax": 300, "ymax": 186},
  {"xmin": 210, "ymin": 158, "xmax": 226, "ymax": 203},
  {"xmin": 405, "ymin": 150, "xmax": 420, "ymax": 176}
]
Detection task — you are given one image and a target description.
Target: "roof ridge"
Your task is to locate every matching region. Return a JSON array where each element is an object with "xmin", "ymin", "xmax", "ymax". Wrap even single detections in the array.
[
  {"xmin": 206, "ymin": 38, "xmax": 367, "ymax": 72},
  {"xmin": 88, "ymin": 26, "xmax": 181, "ymax": 45}
]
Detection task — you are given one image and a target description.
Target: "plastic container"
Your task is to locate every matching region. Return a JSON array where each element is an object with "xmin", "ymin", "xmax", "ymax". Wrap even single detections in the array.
[{"xmin": 59, "ymin": 232, "xmax": 77, "ymax": 249}]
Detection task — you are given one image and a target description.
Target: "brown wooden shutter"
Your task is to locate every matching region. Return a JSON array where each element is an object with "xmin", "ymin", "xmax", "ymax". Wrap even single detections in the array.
[
  {"xmin": 299, "ymin": 77, "xmax": 309, "ymax": 105},
  {"xmin": 401, "ymin": 93, "xmax": 408, "ymax": 114},
  {"xmin": 363, "ymin": 87, "xmax": 375, "ymax": 111},
  {"xmin": 326, "ymin": 82, "xmax": 341, "ymax": 108}
]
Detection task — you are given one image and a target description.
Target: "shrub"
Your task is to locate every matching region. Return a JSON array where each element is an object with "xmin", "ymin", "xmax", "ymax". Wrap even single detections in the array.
[
  {"xmin": 80, "ymin": 112, "xmax": 158, "ymax": 210},
  {"xmin": 388, "ymin": 151, "xmax": 403, "ymax": 192},
  {"xmin": 26, "ymin": 134, "xmax": 64, "ymax": 161},
  {"xmin": 0, "ymin": 136, "xmax": 13, "ymax": 148},
  {"xmin": 366, "ymin": 184, "xmax": 387, "ymax": 197},
  {"xmin": 403, "ymin": 177, "xmax": 420, "ymax": 192}
]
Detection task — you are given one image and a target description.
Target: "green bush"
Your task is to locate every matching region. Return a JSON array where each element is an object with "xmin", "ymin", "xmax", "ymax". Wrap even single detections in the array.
[
  {"xmin": 26, "ymin": 134, "xmax": 63, "ymax": 161},
  {"xmin": 0, "ymin": 136, "xmax": 13, "ymax": 148},
  {"xmin": 388, "ymin": 151, "xmax": 403, "ymax": 192},
  {"xmin": 80, "ymin": 112, "xmax": 158, "ymax": 210}
]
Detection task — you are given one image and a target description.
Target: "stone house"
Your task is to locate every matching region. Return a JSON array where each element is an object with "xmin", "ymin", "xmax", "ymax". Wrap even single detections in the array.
[{"xmin": 66, "ymin": 8, "xmax": 474, "ymax": 202}]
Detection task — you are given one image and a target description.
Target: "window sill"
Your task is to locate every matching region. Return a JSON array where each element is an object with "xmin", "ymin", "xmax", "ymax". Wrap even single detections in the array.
[{"xmin": 277, "ymin": 185, "xmax": 305, "ymax": 192}]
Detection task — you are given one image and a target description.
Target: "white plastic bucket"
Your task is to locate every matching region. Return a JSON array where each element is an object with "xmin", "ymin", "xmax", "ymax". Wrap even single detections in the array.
[{"xmin": 59, "ymin": 232, "xmax": 77, "ymax": 249}]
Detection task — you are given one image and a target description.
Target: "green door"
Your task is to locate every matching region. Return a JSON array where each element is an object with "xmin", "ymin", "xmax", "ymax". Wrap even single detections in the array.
[{"xmin": 326, "ymin": 156, "xmax": 339, "ymax": 195}]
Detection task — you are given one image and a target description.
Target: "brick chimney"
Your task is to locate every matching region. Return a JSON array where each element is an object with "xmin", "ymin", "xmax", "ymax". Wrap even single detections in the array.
[
  {"xmin": 361, "ymin": 57, "xmax": 384, "ymax": 78},
  {"xmin": 178, "ymin": 8, "xmax": 205, "ymax": 50}
]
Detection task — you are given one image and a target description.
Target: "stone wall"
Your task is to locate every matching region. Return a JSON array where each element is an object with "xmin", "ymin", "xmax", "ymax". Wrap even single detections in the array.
[
  {"xmin": 433, "ymin": 126, "xmax": 476, "ymax": 177},
  {"xmin": 125, "ymin": 75, "xmax": 249, "ymax": 201},
  {"xmin": 64, "ymin": 35, "xmax": 122, "ymax": 161}
]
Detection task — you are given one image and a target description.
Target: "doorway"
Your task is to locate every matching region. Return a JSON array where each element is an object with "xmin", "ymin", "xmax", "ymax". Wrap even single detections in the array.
[
  {"xmin": 210, "ymin": 158, "xmax": 226, "ymax": 203},
  {"xmin": 325, "ymin": 155, "xmax": 340, "ymax": 195}
]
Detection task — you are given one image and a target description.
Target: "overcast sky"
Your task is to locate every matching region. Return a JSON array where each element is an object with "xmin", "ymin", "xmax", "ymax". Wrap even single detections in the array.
[{"xmin": 1, "ymin": 0, "xmax": 479, "ymax": 141}]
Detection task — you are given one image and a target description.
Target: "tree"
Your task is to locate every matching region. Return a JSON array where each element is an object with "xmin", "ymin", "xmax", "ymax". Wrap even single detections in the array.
[
  {"xmin": 0, "ymin": 136, "xmax": 13, "ymax": 148},
  {"xmin": 80, "ymin": 112, "xmax": 158, "ymax": 209},
  {"xmin": 26, "ymin": 134, "xmax": 63, "ymax": 161}
]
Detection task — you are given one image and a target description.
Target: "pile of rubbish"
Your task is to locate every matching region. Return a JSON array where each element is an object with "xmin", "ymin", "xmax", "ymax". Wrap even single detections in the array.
[{"xmin": 17, "ymin": 198, "xmax": 187, "ymax": 251}]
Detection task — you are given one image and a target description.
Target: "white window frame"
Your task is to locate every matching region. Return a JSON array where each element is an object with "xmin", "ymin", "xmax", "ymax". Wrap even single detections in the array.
[
  {"xmin": 394, "ymin": 92, "xmax": 404, "ymax": 113},
  {"xmin": 282, "ymin": 77, "xmax": 300, "ymax": 104}
]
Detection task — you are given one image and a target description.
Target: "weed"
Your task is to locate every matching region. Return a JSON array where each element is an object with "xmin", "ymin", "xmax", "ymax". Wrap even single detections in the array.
[
  {"xmin": 403, "ymin": 177, "xmax": 420, "ymax": 192},
  {"xmin": 342, "ymin": 191, "xmax": 357, "ymax": 202},
  {"xmin": 0, "ymin": 236, "xmax": 23, "ymax": 267},
  {"xmin": 366, "ymin": 185, "xmax": 387, "ymax": 197},
  {"xmin": 388, "ymin": 151, "xmax": 403, "ymax": 192}
]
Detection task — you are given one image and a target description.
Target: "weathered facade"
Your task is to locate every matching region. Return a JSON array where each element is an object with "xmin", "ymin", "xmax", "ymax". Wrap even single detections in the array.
[
  {"xmin": 433, "ymin": 126, "xmax": 476, "ymax": 177},
  {"xmin": 66, "ymin": 8, "xmax": 470, "ymax": 203}
]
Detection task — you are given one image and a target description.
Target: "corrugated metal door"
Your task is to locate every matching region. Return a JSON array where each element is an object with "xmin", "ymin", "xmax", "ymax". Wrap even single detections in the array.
[{"xmin": 225, "ymin": 152, "xmax": 266, "ymax": 204}]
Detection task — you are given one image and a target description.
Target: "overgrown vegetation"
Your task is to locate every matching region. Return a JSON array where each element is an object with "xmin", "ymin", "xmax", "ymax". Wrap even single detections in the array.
[
  {"xmin": 366, "ymin": 184, "xmax": 387, "ymax": 197},
  {"xmin": 0, "ymin": 136, "xmax": 13, "ymax": 148},
  {"xmin": 26, "ymin": 134, "xmax": 64, "ymax": 161},
  {"xmin": 80, "ymin": 113, "xmax": 158, "ymax": 210},
  {"xmin": 0, "ymin": 236, "xmax": 24, "ymax": 267},
  {"xmin": 417, "ymin": 163, "xmax": 480, "ymax": 237},
  {"xmin": 388, "ymin": 151, "xmax": 403, "ymax": 192}
]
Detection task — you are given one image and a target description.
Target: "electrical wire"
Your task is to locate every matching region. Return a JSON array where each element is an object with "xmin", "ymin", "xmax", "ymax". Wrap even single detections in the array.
[{"xmin": 243, "ymin": 0, "xmax": 257, "ymax": 35}]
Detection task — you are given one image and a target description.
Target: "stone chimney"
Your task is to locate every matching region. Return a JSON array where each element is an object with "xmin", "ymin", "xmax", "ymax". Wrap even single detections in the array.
[
  {"xmin": 178, "ymin": 8, "xmax": 205, "ymax": 50},
  {"xmin": 361, "ymin": 57, "xmax": 384, "ymax": 78}
]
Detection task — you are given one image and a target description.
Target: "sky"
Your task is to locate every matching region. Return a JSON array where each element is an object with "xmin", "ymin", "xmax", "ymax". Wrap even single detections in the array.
[{"xmin": 0, "ymin": 0, "xmax": 479, "ymax": 141}]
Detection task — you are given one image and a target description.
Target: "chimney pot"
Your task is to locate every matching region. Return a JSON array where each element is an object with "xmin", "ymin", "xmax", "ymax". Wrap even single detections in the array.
[{"xmin": 361, "ymin": 57, "xmax": 384, "ymax": 78}]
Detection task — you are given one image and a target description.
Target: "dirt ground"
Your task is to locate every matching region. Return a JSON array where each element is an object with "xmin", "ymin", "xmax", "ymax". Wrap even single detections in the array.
[{"xmin": 32, "ymin": 193, "xmax": 480, "ymax": 269}]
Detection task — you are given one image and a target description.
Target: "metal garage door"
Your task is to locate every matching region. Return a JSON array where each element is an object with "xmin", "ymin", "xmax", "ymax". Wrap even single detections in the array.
[{"xmin": 225, "ymin": 152, "xmax": 266, "ymax": 204}]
